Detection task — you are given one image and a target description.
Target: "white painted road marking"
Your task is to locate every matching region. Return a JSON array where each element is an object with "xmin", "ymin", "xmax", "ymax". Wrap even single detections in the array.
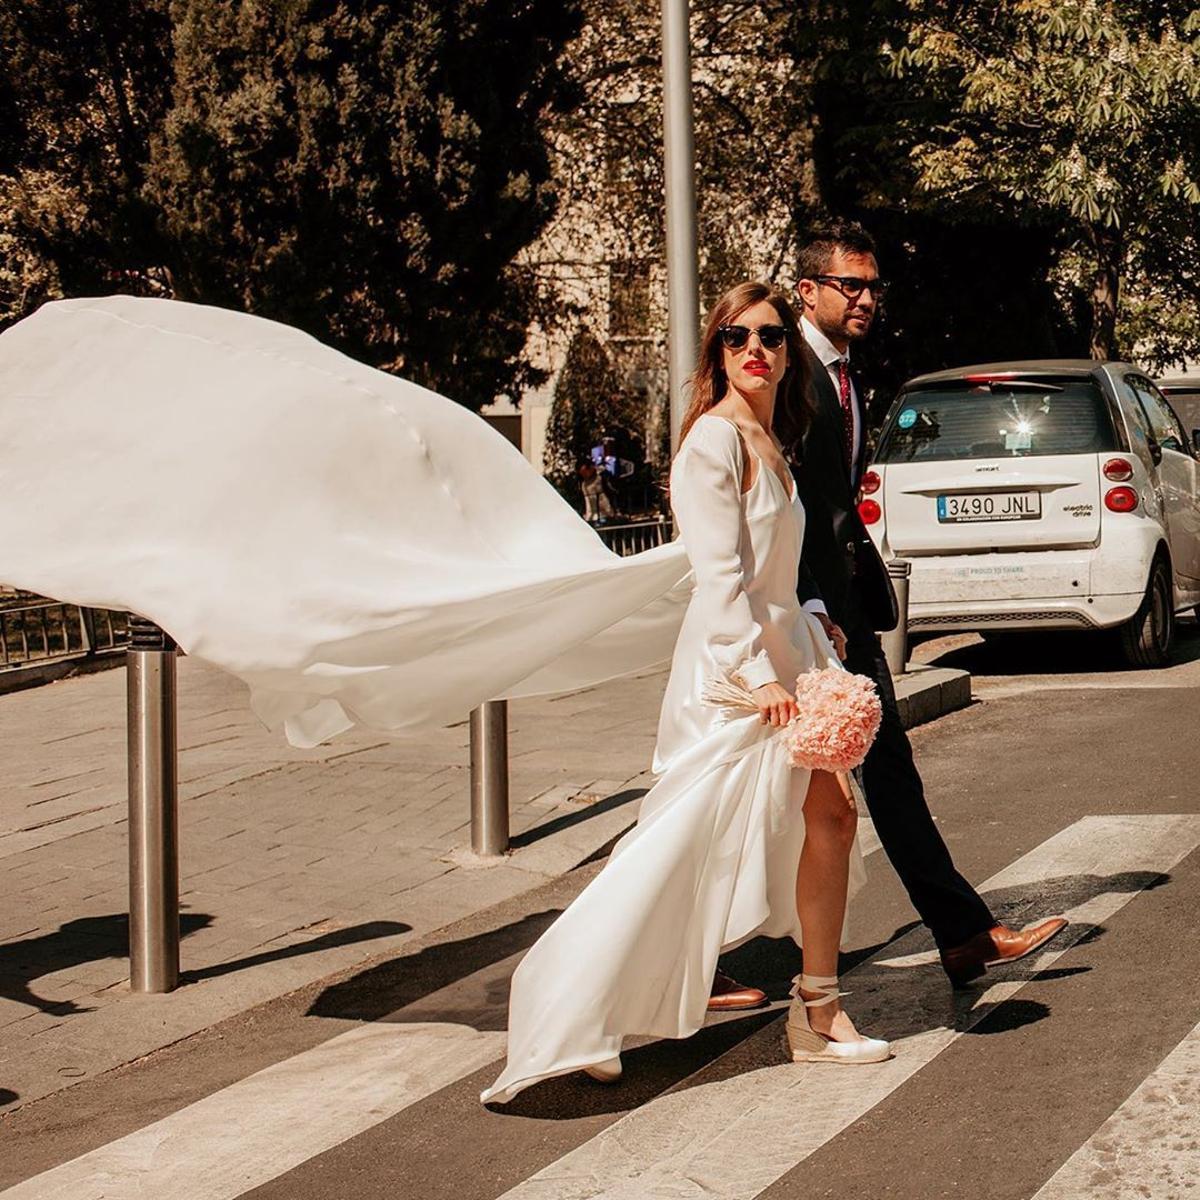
[
  {"xmin": 5, "ymin": 815, "xmax": 1196, "ymax": 1200},
  {"xmin": 1032, "ymin": 1018, "xmax": 1200, "ymax": 1200},
  {"xmin": 0, "ymin": 1023, "xmax": 505, "ymax": 1200},
  {"xmin": 495, "ymin": 815, "xmax": 1200, "ymax": 1200}
]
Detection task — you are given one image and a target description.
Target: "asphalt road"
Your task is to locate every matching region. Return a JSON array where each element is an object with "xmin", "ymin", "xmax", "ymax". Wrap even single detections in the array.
[{"xmin": 5, "ymin": 623, "xmax": 1200, "ymax": 1200}]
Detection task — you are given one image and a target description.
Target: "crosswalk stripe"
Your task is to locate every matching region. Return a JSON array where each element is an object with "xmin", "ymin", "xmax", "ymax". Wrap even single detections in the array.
[
  {"xmin": 5, "ymin": 815, "xmax": 1191, "ymax": 1200},
  {"xmin": 0, "ymin": 816, "xmax": 885, "ymax": 1199},
  {"xmin": 494, "ymin": 815, "xmax": 1200, "ymax": 1200},
  {"xmin": 0, "ymin": 1023, "xmax": 505, "ymax": 1200},
  {"xmin": 1031, "ymin": 1017, "xmax": 1200, "ymax": 1199}
]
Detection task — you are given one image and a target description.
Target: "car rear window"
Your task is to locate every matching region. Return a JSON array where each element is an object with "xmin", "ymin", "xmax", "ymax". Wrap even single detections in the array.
[{"xmin": 876, "ymin": 379, "xmax": 1117, "ymax": 463}]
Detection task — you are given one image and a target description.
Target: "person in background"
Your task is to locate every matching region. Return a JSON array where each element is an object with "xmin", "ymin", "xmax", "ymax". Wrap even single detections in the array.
[{"xmin": 579, "ymin": 461, "xmax": 615, "ymax": 524}]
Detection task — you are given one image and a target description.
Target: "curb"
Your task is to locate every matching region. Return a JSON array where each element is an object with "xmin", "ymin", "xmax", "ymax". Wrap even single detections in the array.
[{"xmin": 894, "ymin": 664, "xmax": 972, "ymax": 730}]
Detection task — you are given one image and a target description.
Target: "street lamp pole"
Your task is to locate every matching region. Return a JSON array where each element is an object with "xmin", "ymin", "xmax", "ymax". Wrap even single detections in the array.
[{"xmin": 661, "ymin": 0, "xmax": 700, "ymax": 454}]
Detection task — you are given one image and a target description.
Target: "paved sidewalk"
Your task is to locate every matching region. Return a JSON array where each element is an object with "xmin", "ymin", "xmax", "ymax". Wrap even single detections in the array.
[{"xmin": 0, "ymin": 653, "xmax": 968, "ymax": 1115}]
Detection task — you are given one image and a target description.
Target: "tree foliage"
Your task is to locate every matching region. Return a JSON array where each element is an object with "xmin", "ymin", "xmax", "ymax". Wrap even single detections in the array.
[
  {"xmin": 0, "ymin": 0, "xmax": 581, "ymax": 409},
  {"xmin": 528, "ymin": 1, "xmax": 811, "ymax": 338},
  {"xmin": 0, "ymin": 0, "xmax": 173, "ymax": 313},
  {"xmin": 890, "ymin": 0, "xmax": 1200, "ymax": 364}
]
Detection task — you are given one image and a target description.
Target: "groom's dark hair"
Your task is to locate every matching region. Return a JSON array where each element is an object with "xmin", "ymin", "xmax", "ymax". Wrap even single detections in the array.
[{"xmin": 797, "ymin": 219, "xmax": 877, "ymax": 281}]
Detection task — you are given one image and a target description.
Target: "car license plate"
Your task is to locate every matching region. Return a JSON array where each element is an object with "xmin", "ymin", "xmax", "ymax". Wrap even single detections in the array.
[{"xmin": 936, "ymin": 491, "xmax": 1042, "ymax": 523}]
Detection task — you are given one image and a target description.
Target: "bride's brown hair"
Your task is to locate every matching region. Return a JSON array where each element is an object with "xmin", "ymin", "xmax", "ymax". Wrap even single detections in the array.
[{"xmin": 678, "ymin": 281, "xmax": 811, "ymax": 460}]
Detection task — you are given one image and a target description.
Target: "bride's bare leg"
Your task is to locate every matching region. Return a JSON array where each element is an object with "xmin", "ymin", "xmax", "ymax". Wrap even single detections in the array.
[{"xmin": 795, "ymin": 770, "xmax": 864, "ymax": 1041}]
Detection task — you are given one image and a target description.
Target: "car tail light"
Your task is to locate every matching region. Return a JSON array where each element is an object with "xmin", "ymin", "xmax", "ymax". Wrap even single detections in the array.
[
  {"xmin": 860, "ymin": 470, "xmax": 881, "ymax": 495},
  {"xmin": 858, "ymin": 499, "xmax": 882, "ymax": 525},
  {"xmin": 1104, "ymin": 486, "xmax": 1138, "ymax": 513},
  {"xmin": 1103, "ymin": 457, "xmax": 1134, "ymax": 482}
]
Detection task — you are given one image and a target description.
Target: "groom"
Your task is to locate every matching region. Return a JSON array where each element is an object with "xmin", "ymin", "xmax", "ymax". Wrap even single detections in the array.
[{"xmin": 786, "ymin": 218, "xmax": 1065, "ymax": 986}]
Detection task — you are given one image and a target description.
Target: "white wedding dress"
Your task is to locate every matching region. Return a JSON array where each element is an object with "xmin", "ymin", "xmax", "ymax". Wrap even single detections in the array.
[
  {"xmin": 480, "ymin": 416, "xmax": 864, "ymax": 1104},
  {"xmin": 0, "ymin": 298, "xmax": 863, "ymax": 1104}
]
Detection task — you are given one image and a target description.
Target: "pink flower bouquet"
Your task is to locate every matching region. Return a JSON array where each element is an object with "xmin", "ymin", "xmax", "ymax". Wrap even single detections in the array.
[{"xmin": 701, "ymin": 666, "xmax": 882, "ymax": 773}]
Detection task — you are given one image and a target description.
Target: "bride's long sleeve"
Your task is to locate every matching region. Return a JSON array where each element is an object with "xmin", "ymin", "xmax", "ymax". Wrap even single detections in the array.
[{"xmin": 671, "ymin": 418, "xmax": 779, "ymax": 690}]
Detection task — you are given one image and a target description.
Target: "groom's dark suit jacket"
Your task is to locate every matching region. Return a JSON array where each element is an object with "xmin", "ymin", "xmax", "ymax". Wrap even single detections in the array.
[{"xmin": 793, "ymin": 343, "xmax": 898, "ymax": 634}]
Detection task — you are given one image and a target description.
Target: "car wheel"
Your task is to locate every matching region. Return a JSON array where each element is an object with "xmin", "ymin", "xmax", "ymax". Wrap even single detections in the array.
[{"xmin": 1119, "ymin": 557, "xmax": 1174, "ymax": 668}]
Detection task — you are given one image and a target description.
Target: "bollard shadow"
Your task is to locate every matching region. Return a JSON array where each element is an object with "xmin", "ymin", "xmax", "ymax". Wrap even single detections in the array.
[
  {"xmin": 0, "ymin": 1089, "xmax": 18, "ymax": 1108},
  {"xmin": 307, "ymin": 909, "xmax": 560, "ymax": 1025},
  {"xmin": 509, "ymin": 788, "xmax": 646, "ymax": 850},
  {"xmin": 182, "ymin": 920, "xmax": 411, "ymax": 985},
  {"xmin": 0, "ymin": 912, "xmax": 213, "ymax": 1016}
]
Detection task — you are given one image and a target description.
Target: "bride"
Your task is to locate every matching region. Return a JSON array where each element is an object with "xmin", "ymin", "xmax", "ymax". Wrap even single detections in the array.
[
  {"xmin": 0, "ymin": 283, "xmax": 888, "ymax": 1106},
  {"xmin": 480, "ymin": 282, "xmax": 889, "ymax": 1105}
]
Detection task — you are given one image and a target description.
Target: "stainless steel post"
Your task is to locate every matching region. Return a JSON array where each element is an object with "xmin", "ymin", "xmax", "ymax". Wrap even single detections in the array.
[
  {"xmin": 470, "ymin": 701, "xmax": 510, "ymax": 856},
  {"xmin": 882, "ymin": 559, "xmax": 913, "ymax": 676},
  {"xmin": 126, "ymin": 615, "xmax": 180, "ymax": 993},
  {"xmin": 661, "ymin": 0, "xmax": 700, "ymax": 454}
]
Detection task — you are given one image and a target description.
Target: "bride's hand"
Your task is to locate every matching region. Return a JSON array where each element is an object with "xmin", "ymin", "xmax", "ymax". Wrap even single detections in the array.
[{"xmin": 751, "ymin": 681, "xmax": 798, "ymax": 727}]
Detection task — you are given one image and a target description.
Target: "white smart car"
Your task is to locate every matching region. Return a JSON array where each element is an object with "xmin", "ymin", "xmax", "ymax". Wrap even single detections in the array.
[{"xmin": 862, "ymin": 360, "xmax": 1200, "ymax": 666}]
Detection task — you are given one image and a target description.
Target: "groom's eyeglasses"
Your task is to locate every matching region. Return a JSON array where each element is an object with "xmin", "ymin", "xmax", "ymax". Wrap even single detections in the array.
[
  {"xmin": 718, "ymin": 323, "xmax": 788, "ymax": 350},
  {"xmin": 810, "ymin": 274, "xmax": 890, "ymax": 300}
]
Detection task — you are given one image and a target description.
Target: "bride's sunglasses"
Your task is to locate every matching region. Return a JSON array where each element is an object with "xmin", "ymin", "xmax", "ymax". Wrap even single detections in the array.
[{"xmin": 718, "ymin": 323, "xmax": 788, "ymax": 351}]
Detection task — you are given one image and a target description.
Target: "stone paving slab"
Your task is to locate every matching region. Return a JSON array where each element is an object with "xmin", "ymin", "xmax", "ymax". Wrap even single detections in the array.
[
  {"xmin": 0, "ymin": 651, "xmax": 964, "ymax": 1113},
  {"xmin": 0, "ymin": 658, "xmax": 663, "ymax": 1110}
]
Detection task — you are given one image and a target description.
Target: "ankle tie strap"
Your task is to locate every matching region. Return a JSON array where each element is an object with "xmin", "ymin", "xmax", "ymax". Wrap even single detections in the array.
[{"xmin": 790, "ymin": 973, "xmax": 849, "ymax": 1007}]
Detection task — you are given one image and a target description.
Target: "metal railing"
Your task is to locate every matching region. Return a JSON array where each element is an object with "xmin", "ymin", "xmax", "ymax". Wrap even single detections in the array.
[
  {"xmin": 0, "ymin": 592, "xmax": 128, "ymax": 670},
  {"xmin": 596, "ymin": 516, "xmax": 673, "ymax": 556}
]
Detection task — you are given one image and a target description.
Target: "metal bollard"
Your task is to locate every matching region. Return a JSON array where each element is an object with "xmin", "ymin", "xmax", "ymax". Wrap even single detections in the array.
[
  {"xmin": 881, "ymin": 558, "xmax": 913, "ymax": 677},
  {"xmin": 126, "ymin": 615, "xmax": 180, "ymax": 993},
  {"xmin": 469, "ymin": 701, "xmax": 510, "ymax": 856}
]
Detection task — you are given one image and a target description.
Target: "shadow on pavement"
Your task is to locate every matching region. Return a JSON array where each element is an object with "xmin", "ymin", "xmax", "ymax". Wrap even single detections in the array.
[
  {"xmin": 0, "ymin": 1089, "xmax": 19, "ymax": 1108},
  {"xmin": 319, "ymin": 860, "xmax": 1170, "ymax": 1117},
  {"xmin": 510, "ymin": 788, "xmax": 646, "ymax": 850},
  {"xmin": 914, "ymin": 619, "xmax": 1200, "ymax": 678},
  {"xmin": 0, "ymin": 912, "xmax": 213, "ymax": 1015},
  {"xmin": 183, "ymin": 919, "xmax": 411, "ymax": 985},
  {"xmin": 496, "ymin": 1008, "xmax": 782, "ymax": 1120},
  {"xmin": 307, "ymin": 909, "xmax": 560, "ymax": 1024}
]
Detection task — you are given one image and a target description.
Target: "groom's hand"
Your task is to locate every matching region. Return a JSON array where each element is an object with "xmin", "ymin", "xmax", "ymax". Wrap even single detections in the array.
[
  {"xmin": 751, "ymin": 681, "xmax": 798, "ymax": 727},
  {"xmin": 815, "ymin": 613, "xmax": 848, "ymax": 661}
]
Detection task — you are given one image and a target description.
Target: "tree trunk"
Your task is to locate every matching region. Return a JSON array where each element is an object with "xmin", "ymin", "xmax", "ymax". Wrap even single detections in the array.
[{"xmin": 1089, "ymin": 226, "xmax": 1122, "ymax": 360}]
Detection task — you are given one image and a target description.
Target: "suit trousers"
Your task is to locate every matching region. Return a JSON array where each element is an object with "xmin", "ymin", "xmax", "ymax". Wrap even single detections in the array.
[{"xmin": 843, "ymin": 619, "xmax": 996, "ymax": 950}]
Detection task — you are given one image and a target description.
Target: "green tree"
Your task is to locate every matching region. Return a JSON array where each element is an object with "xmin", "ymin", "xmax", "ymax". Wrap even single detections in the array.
[
  {"xmin": 0, "ymin": 0, "xmax": 174, "ymax": 315},
  {"xmin": 0, "ymin": 1, "xmax": 580, "ymax": 409},
  {"xmin": 891, "ymin": 0, "xmax": 1200, "ymax": 365},
  {"xmin": 148, "ymin": 0, "xmax": 581, "ymax": 408}
]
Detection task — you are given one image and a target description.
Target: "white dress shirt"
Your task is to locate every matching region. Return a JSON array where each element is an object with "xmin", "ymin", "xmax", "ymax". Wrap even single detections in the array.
[
  {"xmin": 798, "ymin": 316, "xmax": 863, "ymax": 622},
  {"xmin": 801, "ymin": 315, "xmax": 862, "ymax": 467}
]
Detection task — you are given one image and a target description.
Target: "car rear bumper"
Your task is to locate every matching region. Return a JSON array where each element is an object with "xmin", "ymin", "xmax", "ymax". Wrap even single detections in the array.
[{"xmin": 905, "ymin": 549, "xmax": 1145, "ymax": 631}]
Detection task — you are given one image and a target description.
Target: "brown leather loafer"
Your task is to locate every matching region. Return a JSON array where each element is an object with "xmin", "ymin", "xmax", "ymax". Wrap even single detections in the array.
[
  {"xmin": 941, "ymin": 917, "xmax": 1068, "ymax": 987},
  {"xmin": 707, "ymin": 970, "xmax": 768, "ymax": 1011}
]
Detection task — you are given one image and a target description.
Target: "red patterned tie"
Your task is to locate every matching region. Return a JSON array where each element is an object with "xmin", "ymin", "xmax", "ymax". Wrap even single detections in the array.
[{"xmin": 837, "ymin": 359, "xmax": 854, "ymax": 472}]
